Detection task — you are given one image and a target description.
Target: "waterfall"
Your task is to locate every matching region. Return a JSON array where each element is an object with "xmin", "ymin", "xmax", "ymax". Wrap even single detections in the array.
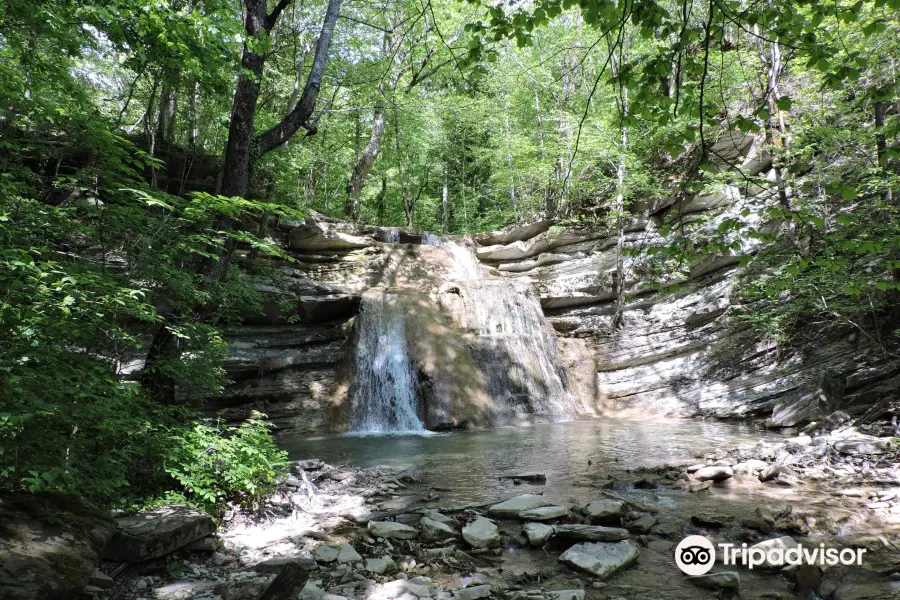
[
  {"xmin": 348, "ymin": 294, "xmax": 425, "ymax": 433},
  {"xmin": 422, "ymin": 233, "xmax": 482, "ymax": 281},
  {"xmin": 468, "ymin": 282, "xmax": 579, "ymax": 420}
]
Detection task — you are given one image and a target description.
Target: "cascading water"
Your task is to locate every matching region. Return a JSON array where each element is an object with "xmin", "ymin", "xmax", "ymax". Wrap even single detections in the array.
[
  {"xmin": 348, "ymin": 294, "xmax": 425, "ymax": 433},
  {"xmin": 425, "ymin": 232, "xmax": 578, "ymax": 420}
]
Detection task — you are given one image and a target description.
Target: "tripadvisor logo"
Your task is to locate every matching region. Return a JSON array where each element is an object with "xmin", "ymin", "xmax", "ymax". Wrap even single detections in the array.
[{"xmin": 675, "ymin": 535, "xmax": 866, "ymax": 575}]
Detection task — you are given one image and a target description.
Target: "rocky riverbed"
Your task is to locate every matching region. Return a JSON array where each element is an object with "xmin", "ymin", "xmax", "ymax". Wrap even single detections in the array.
[{"xmin": 68, "ymin": 420, "xmax": 900, "ymax": 600}]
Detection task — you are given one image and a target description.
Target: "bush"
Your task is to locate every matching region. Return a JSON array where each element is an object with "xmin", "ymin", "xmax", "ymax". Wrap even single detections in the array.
[{"xmin": 162, "ymin": 415, "xmax": 288, "ymax": 513}]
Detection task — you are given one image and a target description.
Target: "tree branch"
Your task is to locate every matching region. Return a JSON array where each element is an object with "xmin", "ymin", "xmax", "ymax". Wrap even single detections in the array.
[{"xmin": 255, "ymin": 0, "xmax": 342, "ymax": 155}]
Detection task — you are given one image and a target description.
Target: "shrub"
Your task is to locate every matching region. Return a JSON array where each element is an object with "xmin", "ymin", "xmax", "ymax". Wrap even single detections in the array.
[{"xmin": 162, "ymin": 415, "xmax": 288, "ymax": 513}]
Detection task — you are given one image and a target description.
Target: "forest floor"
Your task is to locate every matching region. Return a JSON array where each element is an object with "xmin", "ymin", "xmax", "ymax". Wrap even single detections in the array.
[{"xmin": 100, "ymin": 424, "xmax": 900, "ymax": 600}]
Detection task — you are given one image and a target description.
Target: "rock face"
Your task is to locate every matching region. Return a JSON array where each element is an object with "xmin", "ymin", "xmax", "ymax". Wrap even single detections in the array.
[
  {"xmin": 558, "ymin": 541, "xmax": 640, "ymax": 579},
  {"xmin": 0, "ymin": 493, "xmax": 115, "ymax": 600},
  {"xmin": 101, "ymin": 504, "xmax": 216, "ymax": 562},
  {"xmin": 197, "ymin": 130, "xmax": 900, "ymax": 431}
]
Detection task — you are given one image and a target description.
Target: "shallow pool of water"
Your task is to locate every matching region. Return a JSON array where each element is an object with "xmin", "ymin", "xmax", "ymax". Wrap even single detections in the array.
[{"xmin": 281, "ymin": 417, "xmax": 785, "ymax": 505}]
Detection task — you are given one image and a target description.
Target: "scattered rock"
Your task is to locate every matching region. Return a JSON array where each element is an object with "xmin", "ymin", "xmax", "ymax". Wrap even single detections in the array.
[
  {"xmin": 420, "ymin": 517, "xmax": 457, "ymax": 542},
  {"xmin": 689, "ymin": 481, "xmax": 713, "ymax": 493},
  {"xmin": 211, "ymin": 552, "xmax": 229, "ymax": 566},
  {"xmin": 89, "ymin": 569, "xmax": 114, "ymax": 589},
  {"xmin": 558, "ymin": 541, "xmax": 640, "ymax": 579},
  {"xmin": 688, "ymin": 571, "xmax": 740, "ymax": 590},
  {"xmin": 758, "ymin": 464, "xmax": 782, "ymax": 482},
  {"xmin": 690, "ymin": 513, "xmax": 732, "ymax": 528},
  {"xmin": 834, "ymin": 438, "xmax": 895, "ymax": 456},
  {"xmin": 336, "ymin": 544, "xmax": 362, "ymax": 563},
  {"xmin": 694, "ymin": 466, "xmax": 733, "ymax": 482},
  {"xmin": 523, "ymin": 522, "xmax": 554, "ymax": 546},
  {"xmin": 624, "ymin": 515, "xmax": 656, "ymax": 534},
  {"xmin": 554, "ymin": 524, "xmax": 629, "ymax": 542},
  {"xmin": 254, "ymin": 554, "xmax": 317, "ymax": 573},
  {"xmin": 313, "ymin": 545, "xmax": 340, "ymax": 563},
  {"xmin": 420, "ymin": 510, "xmax": 455, "ymax": 526},
  {"xmin": 486, "ymin": 495, "xmax": 549, "ymax": 518},
  {"xmin": 368, "ymin": 521, "xmax": 419, "ymax": 540},
  {"xmin": 546, "ymin": 590, "xmax": 585, "ymax": 600},
  {"xmin": 831, "ymin": 581, "xmax": 900, "ymax": 600},
  {"xmin": 500, "ymin": 473, "xmax": 547, "ymax": 483},
  {"xmin": 462, "ymin": 517, "xmax": 500, "ymax": 549},
  {"xmin": 183, "ymin": 536, "xmax": 217, "ymax": 552},
  {"xmin": 365, "ymin": 556, "xmax": 398, "ymax": 575},
  {"xmin": 518, "ymin": 506, "xmax": 568, "ymax": 521},
  {"xmin": 454, "ymin": 585, "xmax": 492, "ymax": 600},
  {"xmin": 101, "ymin": 504, "xmax": 215, "ymax": 562},
  {"xmin": 686, "ymin": 464, "xmax": 707, "ymax": 473},
  {"xmin": 583, "ymin": 500, "xmax": 624, "ymax": 525}
]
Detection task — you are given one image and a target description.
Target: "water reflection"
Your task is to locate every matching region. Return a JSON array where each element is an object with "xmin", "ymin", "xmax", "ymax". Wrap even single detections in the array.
[{"xmin": 281, "ymin": 418, "xmax": 785, "ymax": 505}]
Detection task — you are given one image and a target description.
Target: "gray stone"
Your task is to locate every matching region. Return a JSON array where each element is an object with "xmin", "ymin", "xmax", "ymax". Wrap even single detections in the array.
[
  {"xmin": 336, "ymin": 544, "xmax": 362, "ymax": 563},
  {"xmin": 546, "ymin": 590, "xmax": 584, "ymax": 600},
  {"xmin": 694, "ymin": 466, "xmax": 733, "ymax": 482},
  {"xmin": 420, "ymin": 510, "xmax": 455, "ymax": 526},
  {"xmin": 518, "ymin": 506, "xmax": 568, "ymax": 521},
  {"xmin": 832, "ymin": 582, "xmax": 900, "ymax": 600},
  {"xmin": 419, "ymin": 517, "xmax": 457, "ymax": 542},
  {"xmin": 211, "ymin": 552, "xmax": 229, "ymax": 566},
  {"xmin": 499, "ymin": 472, "xmax": 547, "ymax": 483},
  {"xmin": 558, "ymin": 541, "xmax": 640, "ymax": 579},
  {"xmin": 462, "ymin": 517, "xmax": 500, "ymax": 549},
  {"xmin": 453, "ymin": 585, "xmax": 492, "ymax": 600},
  {"xmin": 834, "ymin": 437, "xmax": 895, "ymax": 456},
  {"xmin": 486, "ymin": 495, "xmax": 549, "ymax": 518},
  {"xmin": 254, "ymin": 553, "xmax": 317, "ymax": 573},
  {"xmin": 690, "ymin": 513, "xmax": 732, "ymax": 528},
  {"xmin": 624, "ymin": 515, "xmax": 656, "ymax": 534},
  {"xmin": 300, "ymin": 581, "xmax": 325, "ymax": 600},
  {"xmin": 313, "ymin": 545, "xmax": 340, "ymax": 563},
  {"xmin": 583, "ymin": 499, "xmax": 624, "ymax": 525},
  {"xmin": 368, "ymin": 521, "xmax": 419, "ymax": 540},
  {"xmin": 745, "ymin": 537, "xmax": 799, "ymax": 569},
  {"xmin": 365, "ymin": 556, "xmax": 398, "ymax": 575},
  {"xmin": 182, "ymin": 536, "xmax": 217, "ymax": 552},
  {"xmin": 553, "ymin": 524, "xmax": 629, "ymax": 542},
  {"xmin": 523, "ymin": 522, "xmax": 554, "ymax": 546},
  {"xmin": 89, "ymin": 569, "xmax": 114, "ymax": 589},
  {"xmin": 689, "ymin": 571, "xmax": 740, "ymax": 590},
  {"xmin": 102, "ymin": 504, "xmax": 214, "ymax": 562}
]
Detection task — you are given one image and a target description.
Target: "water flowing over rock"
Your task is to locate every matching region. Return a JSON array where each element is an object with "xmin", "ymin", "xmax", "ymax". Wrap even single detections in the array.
[{"xmin": 348, "ymin": 293, "xmax": 426, "ymax": 433}]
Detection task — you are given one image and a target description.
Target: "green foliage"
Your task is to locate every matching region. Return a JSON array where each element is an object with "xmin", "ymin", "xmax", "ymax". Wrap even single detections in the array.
[{"xmin": 162, "ymin": 416, "xmax": 288, "ymax": 513}]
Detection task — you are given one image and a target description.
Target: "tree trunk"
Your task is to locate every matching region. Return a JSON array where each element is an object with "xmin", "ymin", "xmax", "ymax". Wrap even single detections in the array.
[
  {"xmin": 611, "ymin": 89, "xmax": 628, "ymax": 329},
  {"xmin": 156, "ymin": 72, "xmax": 179, "ymax": 146},
  {"xmin": 346, "ymin": 90, "xmax": 387, "ymax": 220}
]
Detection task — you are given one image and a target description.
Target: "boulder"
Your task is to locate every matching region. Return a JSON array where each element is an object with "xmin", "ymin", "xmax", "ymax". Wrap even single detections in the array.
[
  {"xmin": 462, "ymin": 517, "xmax": 500, "ymax": 549},
  {"xmin": 583, "ymin": 499, "xmax": 624, "ymax": 525},
  {"xmin": 694, "ymin": 466, "xmax": 733, "ymax": 482},
  {"xmin": 518, "ymin": 506, "xmax": 568, "ymax": 521},
  {"xmin": 101, "ymin": 504, "xmax": 214, "ymax": 563},
  {"xmin": 0, "ymin": 493, "xmax": 115, "ymax": 600},
  {"xmin": 523, "ymin": 522, "xmax": 554, "ymax": 546},
  {"xmin": 767, "ymin": 373, "xmax": 845, "ymax": 428},
  {"xmin": 486, "ymin": 494, "xmax": 549, "ymax": 518},
  {"xmin": 499, "ymin": 472, "xmax": 547, "ymax": 483},
  {"xmin": 553, "ymin": 524, "xmax": 629, "ymax": 542},
  {"xmin": 419, "ymin": 517, "xmax": 457, "ymax": 542},
  {"xmin": 558, "ymin": 541, "xmax": 640, "ymax": 579},
  {"xmin": 368, "ymin": 521, "xmax": 419, "ymax": 540},
  {"xmin": 689, "ymin": 571, "xmax": 740, "ymax": 590}
]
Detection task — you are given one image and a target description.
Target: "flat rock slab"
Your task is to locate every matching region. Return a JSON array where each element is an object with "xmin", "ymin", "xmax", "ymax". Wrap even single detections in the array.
[
  {"xmin": 694, "ymin": 466, "xmax": 733, "ymax": 482},
  {"xmin": 523, "ymin": 522, "xmax": 554, "ymax": 546},
  {"xmin": 313, "ymin": 545, "xmax": 339, "ymax": 563},
  {"xmin": 0, "ymin": 493, "xmax": 115, "ymax": 600},
  {"xmin": 255, "ymin": 554, "xmax": 317, "ymax": 573},
  {"xmin": 519, "ymin": 506, "xmax": 568, "ymax": 521},
  {"xmin": 834, "ymin": 438, "xmax": 895, "ymax": 456},
  {"xmin": 559, "ymin": 541, "xmax": 640, "ymax": 579},
  {"xmin": 368, "ymin": 521, "xmax": 419, "ymax": 540},
  {"xmin": 584, "ymin": 499, "xmax": 624, "ymax": 525},
  {"xmin": 624, "ymin": 515, "xmax": 656, "ymax": 534},
  {"xmin": 462, "ymin": 517, "xmax": 500, "ymax": 549},
  {"xmin": 499, "ymin": 472, "xmax": 547, "ymax": 483},
  {"xmin": 336, "ymin": 544, "xmax": 362, "ymax": 563},
  {"xmin": 486, "ymin": 494, "xmax": 549, "ymax": 518},
  {"xmin": 364, "ymin": 556, "xmax": 397, "ymax": 575},
  {"xmin": 554, "ymin": 524, "xmax": 629, "ymax": 542},
  {"xmin": 102, "ymin": 504, "xmax": 215, "ymax": 562},
  {"xmin": 453, "ymin": 585, "xmax": 492, "ymax": 600},
  {"xmin": 690, "ymin": 513, "xmax": 733, "ymax": 528}
]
